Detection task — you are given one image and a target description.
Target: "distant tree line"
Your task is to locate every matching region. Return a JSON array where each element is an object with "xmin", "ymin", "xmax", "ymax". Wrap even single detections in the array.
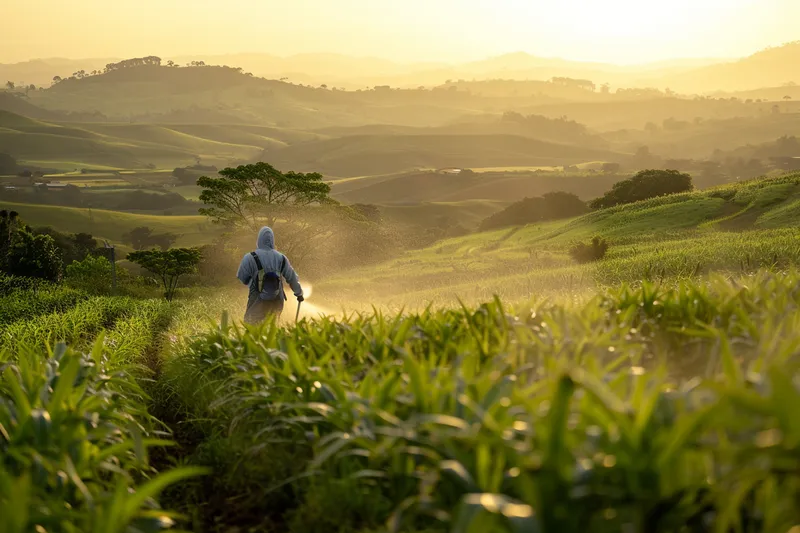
[
  {"xmin": 635, "ymin": 135, "xmax": 800, "ymax": 182},
  {"xmin": 105, "ymin": 56, "xmax": 163, "ymax": 71},
  {"xmin": 550, "ymin": 77, "xmax": 596, "ymax": 92},
  {"xmin": 172, "ymin": 164, "xmax": 219, "ymax": 185},
  {"xmin": 501, "ymin": 112, "xmax": 590, "ymax": 141},
  {"xmin": 122, "ymin": 226, "xmax": 178, "ymax": 251}
]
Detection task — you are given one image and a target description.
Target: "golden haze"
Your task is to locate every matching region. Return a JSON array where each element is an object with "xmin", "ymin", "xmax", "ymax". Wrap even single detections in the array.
[{"xmin": 2, "ymin": 0, "xmax": 799, "ymax": 64}]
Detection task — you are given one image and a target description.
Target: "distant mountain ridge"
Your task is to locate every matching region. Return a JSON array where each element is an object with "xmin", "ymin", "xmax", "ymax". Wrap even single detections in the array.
[{"xmin": 2, "ymin": 41, "xmax": 797, "ymax": 92}]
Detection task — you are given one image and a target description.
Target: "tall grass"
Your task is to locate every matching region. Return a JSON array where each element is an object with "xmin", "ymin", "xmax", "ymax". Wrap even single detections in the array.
[
  {"xmin": 0, "ymin": 285, "xmax": 89, "ymax": 325},
  {"xmin": 161, "ymin": 270, "xmax": 800, "ymax": 533},
  {"xmin": 0, "ymin": 297, "xmax": 138, "ymax": 356}
]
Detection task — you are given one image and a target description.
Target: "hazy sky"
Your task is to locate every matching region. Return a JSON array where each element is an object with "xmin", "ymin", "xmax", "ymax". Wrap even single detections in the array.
[{"xmin": 2, "ymin": 0, "xmax": 799, "ymax": 64}]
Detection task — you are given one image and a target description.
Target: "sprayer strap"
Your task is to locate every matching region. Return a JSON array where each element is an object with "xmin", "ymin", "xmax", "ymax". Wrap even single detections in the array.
[
  {"xmin": 250, "ymin": 251, "xmax": 264, "ymax": 272},
  {"xmin": 251, "ymin": 252, "xmax": 285, "ymax": 274},
  {"xmin": 251, "ymin": 251, "xmax": 287, "ymax": 289}
]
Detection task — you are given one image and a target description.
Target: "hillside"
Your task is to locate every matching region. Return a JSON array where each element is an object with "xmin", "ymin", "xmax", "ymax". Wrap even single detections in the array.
[
  {"xmin": 330, "ymin": 169, "xmax": 625, "ymax": 203},
  {"xmin": 22, "ymin": 63, "xmax": 757, "ymax": 132},
  {"xmin": 0, "ymin": 201, "xmax": 217, "ymax": 247},
  {"xmin": 522, "ymin": 97, "xmax": 765, "ymax": 130},
  {"xmin": 617, "ymin": 113, "xmax": 800, "ymax": 159},
  {"xmin": 26, "ymin": 65, "xmax": 493, "ymax": 128},
  {"xmin": 3, "ymin": 105, "xmax": 624, "ymax": 175},
  {"xmin": 317, "ymin": 173, "xmax": 800, "ymax": 307},
  {"xmin": 266, "ymin": 134, "xmax": 623, "ymax": 177},
  {"xmin": 0, "ymin": 110, "xmax": 266, "ymax": 169},
  {"xmin": 662, "ymin": 42, "xmax": 800, "ymax": 93},
  {"xmin": 0, "ymin": 92, "xmax": 64, "ymax": 120},
  {"xmin": 314, "ymin": 114, "xmax": 610, "ymax": 148}
]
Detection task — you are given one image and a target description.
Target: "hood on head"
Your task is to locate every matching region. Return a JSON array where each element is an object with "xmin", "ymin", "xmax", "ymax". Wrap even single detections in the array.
[{"xmin": 257, "ymin": 226, "xmax": 275, "ymax": 250}]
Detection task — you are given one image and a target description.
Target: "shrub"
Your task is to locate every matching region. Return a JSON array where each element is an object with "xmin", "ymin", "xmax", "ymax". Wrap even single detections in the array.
[
  {"xmin": 569, "ymin": 236, "xmax": 609, "ymax": 263},
  {"xmin": 589, "ymin": 169, "xmax": 693, "ymax": 209},
  {"xmin": 7, "ymin": 230, "xmax": 63, "ymax": 282},
  {"xmin": 65, "ymin": 254, "xmax": 113, "ymax": 293}
]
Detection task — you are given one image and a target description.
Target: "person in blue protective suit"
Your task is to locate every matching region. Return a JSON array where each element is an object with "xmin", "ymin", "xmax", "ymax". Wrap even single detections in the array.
[{"xmin": 236, "ymin": 226, "xmax": 304, "ymax": 324}]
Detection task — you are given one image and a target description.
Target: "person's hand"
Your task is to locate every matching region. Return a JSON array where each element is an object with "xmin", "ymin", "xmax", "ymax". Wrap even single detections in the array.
[{"xmin": 297, "ymin": 294, "xmax": 304, "ymax": 303}]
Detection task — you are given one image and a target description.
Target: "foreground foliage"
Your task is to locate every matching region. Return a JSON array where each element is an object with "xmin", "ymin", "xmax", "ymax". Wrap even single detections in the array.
[
  {"xmin": 162, "ymin": 269, "xmax": 800, "ymax": 533},
  {"xmin": 0, "ymin": 296, "xmax": 204, "ymax": 532}
]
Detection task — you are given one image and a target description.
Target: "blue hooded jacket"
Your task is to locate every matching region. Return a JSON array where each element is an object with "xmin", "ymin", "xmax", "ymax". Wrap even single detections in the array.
[{"xmin": 237, "ymin": 227, "xmax": 303, "ymax": 300}]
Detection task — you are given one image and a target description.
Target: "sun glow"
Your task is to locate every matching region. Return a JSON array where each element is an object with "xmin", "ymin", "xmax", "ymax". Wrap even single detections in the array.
[
  {"xmin": 500, "ymin": 0, "xmax": 763, "ymax": 63},
  {"xmin": 0, "ymin": 0, "xmax": 792, "ymax": 65}
]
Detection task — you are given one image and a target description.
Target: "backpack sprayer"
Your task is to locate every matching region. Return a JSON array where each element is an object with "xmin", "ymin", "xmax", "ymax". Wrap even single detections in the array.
[{"xmin": 250, "ymin": 251, "xmax": 305, "ymax": 324}]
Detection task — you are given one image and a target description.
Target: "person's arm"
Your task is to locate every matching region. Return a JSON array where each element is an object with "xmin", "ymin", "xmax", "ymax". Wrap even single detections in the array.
[
  {"xmin": 280, "ymin": 255, "xmax": 303, "ymax": 298},
  {"xmin": 236, "ymin": 254, "xmax": 254, "ymax": 286}
]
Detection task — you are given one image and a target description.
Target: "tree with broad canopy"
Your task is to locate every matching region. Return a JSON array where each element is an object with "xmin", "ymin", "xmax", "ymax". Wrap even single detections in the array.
[
  {"xmin": 197, "ymin": 162, "xmax": 333, "ymax": 229},
  {"xmin": 127, "ymin": 248, "xmax": 201, "ymax": 301},
  {"xmin": 197, "ymin": 162, "xmax": 344, "ymax": 265}
]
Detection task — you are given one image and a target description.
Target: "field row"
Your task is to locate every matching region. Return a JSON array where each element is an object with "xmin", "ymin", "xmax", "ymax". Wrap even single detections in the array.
[
  {"xmin": 0, "ymin": 294, "xmax": 204, "ymax": 532},
  {"xmin": 160, "ymin": 270, "xmax": 800, "ymax": 533}
]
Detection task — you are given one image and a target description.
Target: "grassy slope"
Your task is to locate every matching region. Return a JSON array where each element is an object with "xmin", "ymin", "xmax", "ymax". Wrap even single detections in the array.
[
  {"xmin": 0, "ymin": 201, "xmax": 219, "ymax": 247},
  {"xmin": 316, "ymin": 173, "xmax": 800, "ymax": 309},
  {"xmin": 0, "ymin": 110, "xmax": 265, "ymax": 169},
  {"xmin": 331, "ymin": 169, "xmax": 623, "ymax": 203}
]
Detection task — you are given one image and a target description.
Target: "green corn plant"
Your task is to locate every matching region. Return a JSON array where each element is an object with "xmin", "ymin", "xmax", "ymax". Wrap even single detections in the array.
[
  {"xmin": 155, "ymin": 269, "xmax": 800, "ymax": 533},
  {"xmin": 0, "ymin": 300, "xmax": 206, "ymax": 532}
]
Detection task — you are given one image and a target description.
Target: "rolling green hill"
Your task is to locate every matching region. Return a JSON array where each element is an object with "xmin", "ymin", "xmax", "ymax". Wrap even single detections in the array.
[
  {"xmin": 0, "ymin": 93, "xmax": 64, "ymax": 120},
  {"xmin": 0, "ymin": 110, "xmax": 267, "ymax": 169},
  {"xmin": 313, "ymin": 115, "xmax": 610, "ymax": 148},
  {"xmin": 0, "ymin": 201, "xmax": 219, "ymax": 247},
  {"xmin": 316, "ymin": 173, "xmax": 800, "ymax": 308},
  {"xmin": 27, "ymin": 65, "xmax": 491, "ymax": 128},
  {"xmin": 330, "ymin": 169, "xmax": 624, "ymax": 203},
  {"xmin": 267, "ymin": 134, "xmax": 624, "ymax": 177}
]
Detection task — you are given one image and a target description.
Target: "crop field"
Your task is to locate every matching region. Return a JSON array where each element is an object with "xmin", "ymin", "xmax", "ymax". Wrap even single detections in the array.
[
  {"xmin": 3, "ymin": 266, "xmax": 800, "ymax": 532},
  {"xmin": 2, "ymin": 174, "xmax": 800, "ymax": 532}
]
